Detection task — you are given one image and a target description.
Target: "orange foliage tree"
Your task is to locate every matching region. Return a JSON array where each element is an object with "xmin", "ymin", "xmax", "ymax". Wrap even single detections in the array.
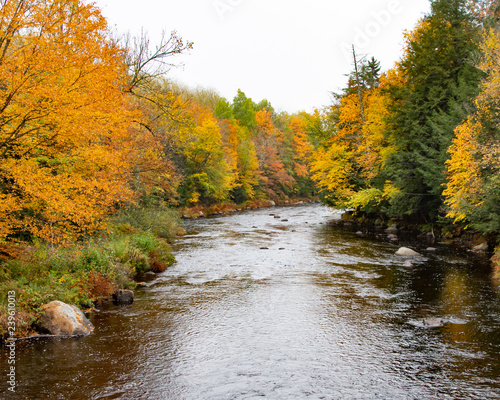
[
  {"xmin": 253, "ymin": 109, "xmax": 295, "ymax": 198},
  {"xmin": 444, "ymin": 26, "xmax": 500, "ymax": 231},
  {"xmin": 0, "ymin": 0, "xmax": 134, "ymax": 244}
]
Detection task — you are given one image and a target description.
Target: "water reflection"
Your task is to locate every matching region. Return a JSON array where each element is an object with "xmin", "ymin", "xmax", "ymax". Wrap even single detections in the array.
[{"xmin": 1, "ymin": 204, "xmax": 499, "ymax": 399}]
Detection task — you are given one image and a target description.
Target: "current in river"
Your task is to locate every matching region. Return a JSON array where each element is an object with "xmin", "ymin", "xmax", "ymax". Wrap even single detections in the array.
[{"xmin": 1, "ymin": 203, "xmax": 500, "ymax": 399}]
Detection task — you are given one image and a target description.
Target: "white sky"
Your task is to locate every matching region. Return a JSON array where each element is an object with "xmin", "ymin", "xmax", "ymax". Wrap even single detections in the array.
[{"xmin": 94, "ymin": 0, "xmax": 431, "ymax": 114}]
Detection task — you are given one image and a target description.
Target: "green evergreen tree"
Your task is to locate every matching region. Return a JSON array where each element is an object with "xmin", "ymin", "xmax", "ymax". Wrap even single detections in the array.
[{"xmin": 384, "ymin": 0, "xmax": 483, "ymax": 221}]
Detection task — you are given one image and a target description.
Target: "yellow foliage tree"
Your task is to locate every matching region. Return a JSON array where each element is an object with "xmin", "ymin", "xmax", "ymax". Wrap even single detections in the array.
[
  {"xmin": 310, "ymin": 69, "xmax": 398, "ymax": 208},
  {"xmin": 218, "ymin": 119, "xmax": 259, "ymax": 202},
  {"xmin": 443, "ymin": 118, "xmax": 482, "ymax": 222},
  {"xmin": 174, "ymin": 104, "xmax": 234, "ymax": 204},
  {"xmin": 288, "ymin": 116, "xmax": 313, "ymax": 177},
  {"xmin": 443, "ymin": 27, "xmax": 500, "ymax": 227}
]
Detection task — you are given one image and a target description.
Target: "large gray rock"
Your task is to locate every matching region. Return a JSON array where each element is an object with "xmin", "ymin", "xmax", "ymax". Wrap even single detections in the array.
[
  {"xmin": 396, "ymin": 247, "xmax": 422, "ymax": 257},
  {"xmin": 38, "ymin": 301, "xmax": 94, "ymax": 337}
]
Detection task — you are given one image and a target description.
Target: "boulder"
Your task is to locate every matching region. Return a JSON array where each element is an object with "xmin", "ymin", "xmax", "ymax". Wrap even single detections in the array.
[
  {"xmin": 472, "ymin": 243, "xmax": 488, "ymax": 253},
  {"xmin": 113, "ymin": 289, "xmax": 134, "ymax": 305},
  {"xmin": 38, "ymin": 301, "xmax": 94, "ymax": 337},
  {"xmin": 385, "ymin": 224, "xmax": 399, "ymax": 235},
  {"xmin": 396, "ymin": 247, "xmax": 421, "ymax": 257},
  {"xmin": 387, "ymin": 234, "xmax": 398, "ymax": 241},
  {"xmin": 422, "ymin": 318, "xmax": 444, "ymax": 328},
  {"xmin": 269, "ymin": 201, "xmax": 276, "ymax": 206}
]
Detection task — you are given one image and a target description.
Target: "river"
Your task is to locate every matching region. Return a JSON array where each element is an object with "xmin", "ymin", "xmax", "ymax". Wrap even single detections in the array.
[{"xmin": 1, "ymin": 203, "xmax": 500, "ymax": 399}]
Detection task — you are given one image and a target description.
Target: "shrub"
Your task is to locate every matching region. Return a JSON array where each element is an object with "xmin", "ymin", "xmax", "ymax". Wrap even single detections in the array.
[{"xmin": 112, "ymin": 206, "xmax": 181, "ymax": 242}]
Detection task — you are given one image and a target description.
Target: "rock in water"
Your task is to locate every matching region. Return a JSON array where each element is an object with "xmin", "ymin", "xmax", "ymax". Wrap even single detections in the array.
[
  {"xmin": 396, "ymin": 247, "xmax": 421, "ymax": 257},
  {"xmin": 422, "ymin": 318, "xmax": 444, "ymax": 328},
  {"xmin": 38, "ymin": 301, "xmax": 94, "ymax": 337},
  {"xmin": 472, "ymin": 243, "xmax": 488, "ymax": 253},
  {"xmin": 113, "ymin": 289, "xmax": 134, "ymax": 305},
  {"xmin": 385, "ymin": 225, "xmax": 399, "ymax": 235}
]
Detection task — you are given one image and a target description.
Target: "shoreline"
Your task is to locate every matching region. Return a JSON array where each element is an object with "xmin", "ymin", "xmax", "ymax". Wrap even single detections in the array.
[
  {"xmin": 0, "ymin": 198, "xmax": 319, "ymax": 343},
  {"xmin": 2, "ymin": 200, "xmax": 497, "ymax": 344}
]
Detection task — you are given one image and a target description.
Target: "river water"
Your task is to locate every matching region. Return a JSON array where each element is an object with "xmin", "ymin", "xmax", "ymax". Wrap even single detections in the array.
[{"xmin": 1, "ymin": 204, "xmax": 500, "ymax": 399}]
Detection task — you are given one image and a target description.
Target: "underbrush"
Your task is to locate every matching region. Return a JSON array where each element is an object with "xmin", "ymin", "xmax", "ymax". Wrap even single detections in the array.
[{"xmin": 0, "ymin": 206, "xmax": 181, "ymax": 339}]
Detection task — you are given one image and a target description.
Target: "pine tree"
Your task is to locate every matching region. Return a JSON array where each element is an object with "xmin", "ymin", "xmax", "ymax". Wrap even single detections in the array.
[{"xmin": 384, "ymin": 0, "xmax": 483, "ymax": 221}]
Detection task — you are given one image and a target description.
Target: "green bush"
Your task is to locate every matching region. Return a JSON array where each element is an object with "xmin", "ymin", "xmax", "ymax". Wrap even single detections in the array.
[{"xmin": 112, "ymin": 206, "xmax": 181, "ymax": 242}]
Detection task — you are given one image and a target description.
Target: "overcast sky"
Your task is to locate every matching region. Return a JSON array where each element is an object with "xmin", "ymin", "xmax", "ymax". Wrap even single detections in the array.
[{"xmin": 95, "ymin": 0, "xmax": 431, "ymax": 113}]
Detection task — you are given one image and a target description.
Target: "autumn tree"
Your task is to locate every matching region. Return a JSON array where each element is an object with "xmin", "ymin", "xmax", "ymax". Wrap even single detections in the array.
[
  {"xmin": 174, "ymin": 103, "xmax": 235, "ymax": 205},
  {"xmin": 253, "ymin": 109, "xmax": 294, "ymax": 198},
  {"xmin": 444, "ymin": 24, "xmax": 500, "ymax": 234},
  {"xmin": 121, "ymin": 31, "xmax": 193, "ymax": 205},
  {"xmin": 0, "ymin": 0, "xmax": 135, "ymax": 244},
  {"xmin": 310, "ymin": 56, "xmax": 396, "ymax": 210},
  {"xmin": 218, "ymin": 119, "xmax": 260, "ymax": 203}
]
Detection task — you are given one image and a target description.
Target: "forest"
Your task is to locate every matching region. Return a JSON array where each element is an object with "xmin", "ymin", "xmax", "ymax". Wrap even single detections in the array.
[{"xmin": 1, "ymin": 0, "xmax": 500, "ymax": 337}]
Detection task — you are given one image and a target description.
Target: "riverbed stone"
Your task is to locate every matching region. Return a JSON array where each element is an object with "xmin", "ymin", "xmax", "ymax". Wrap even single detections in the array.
[
  {"xmin": 387, "ymin": 234, "xmax": 398, "ymax": 241},
  {"xmin": 396, "ymin": 247, "xmax": 421, "ymax": 257},
  {"xmin": 113, "ymin": 289, "xmax": 134, "ymax": 305},
  {"xmin": 385, "ymin": 224, "xmax": 399, "ymax": 235},
  {"xmin": 422, "ymin": 318, "xmax": 444, "ymax": 328},
  {"xmin": 472, "ymin": 243, "xmax": 489, "ymax": 253},
  {"xmin": 38, "ymin": 301, "xmax": 94, "ymax": 337}
]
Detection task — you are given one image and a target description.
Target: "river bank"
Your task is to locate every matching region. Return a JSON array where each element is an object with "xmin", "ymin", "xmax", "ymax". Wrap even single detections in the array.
[
  {"xmin": 330, "ymin": 210, "xmax": 500, "ymax": 280},
  {"xmin": 2, "ymin": 198, "xmax": 498, "ymax": 342},
  {"xmin": 2, "ymin": 203, "xmax": 498, "ymax": 399}
]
